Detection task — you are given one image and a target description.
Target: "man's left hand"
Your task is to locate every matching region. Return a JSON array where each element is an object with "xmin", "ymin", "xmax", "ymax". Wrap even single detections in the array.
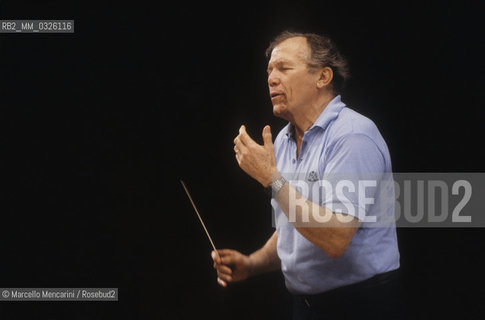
[{"xmin": 234, "ymin": 125, "xmax": 278, "ymax": 187}]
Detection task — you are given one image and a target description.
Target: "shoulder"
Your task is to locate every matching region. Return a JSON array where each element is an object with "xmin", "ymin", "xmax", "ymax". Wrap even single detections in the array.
[
  {"xmin": 323, "ymin": 107, "xmax": 391, "ymax": 172},
  {"xmin": 327, "ymin": 106, "xmax": 391, "ymax": 159},
  {"xmin": 329, "ymin": 107, "xmax": 380, "ymax": 142}
]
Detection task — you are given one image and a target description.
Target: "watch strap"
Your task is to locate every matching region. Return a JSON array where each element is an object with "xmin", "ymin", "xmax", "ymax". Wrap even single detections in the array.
[{"xmin": 271, "ymin": 175, "xmax": 287, "ymax": 196}]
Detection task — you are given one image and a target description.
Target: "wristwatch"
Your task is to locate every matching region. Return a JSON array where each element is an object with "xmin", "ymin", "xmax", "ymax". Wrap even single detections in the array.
[{"xmin": 271, "ymin": 175, "xmax": 287, "ymax": 196}]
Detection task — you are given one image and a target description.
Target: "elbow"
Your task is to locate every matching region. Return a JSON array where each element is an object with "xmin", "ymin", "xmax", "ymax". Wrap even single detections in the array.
[
  {"xmin": 309, "ymin": 224, "xmax": 360, "ymax": 259},
  {"xmin": 324, "ymin": 225, "xmax": 359, "ymax": 258},
  {"xmin": 323, "ymin": 239, "xmax": 352, "ymax": 259},
  {"xmin": 327, "ymin": 251, "xmax": 342, "ymax": 259},
  {"xmin": 326, "ymin": 248, "xmax": 345, "ymax": 259}
]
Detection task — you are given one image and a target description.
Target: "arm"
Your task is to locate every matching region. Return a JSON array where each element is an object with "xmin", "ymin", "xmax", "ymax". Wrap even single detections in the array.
[
  {"xmin": 212, "ymin": 231, "xmax": 280, "ymax": 287},
  {"xmin": 234, "ymin": 125, "xmax": 360, "ymax": 259},
  {"xmin": 248, "ymin": 231, "xmax": 280, "ymax": 275},
  {"xmin": 273, "ymin": 180, "xmax": 360, "ymax": 258}
]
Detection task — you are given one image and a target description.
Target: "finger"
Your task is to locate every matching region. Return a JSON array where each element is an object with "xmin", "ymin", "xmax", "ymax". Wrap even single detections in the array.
[
  {"xmin": 214, "ymin": 249, "xmax": 239, "ymax": 266},
  {"xmin": 217, "ymin": 270, "xmax": 233, "ymax": 282},
  {"xmin": 216, "ymin": 249, "xmax": 239, "ymax": 257},
  {"xmin": 213, "ymin": 255, "xmax": 231, "ymax": 269},
  {"xmin": 211, "ymin": 251, "xmax": 219, "ymax": 264},
  {"xmin": 262, "ymin": 125, "xmax": 273, "ymax": 149},
  {"xmin": 211, "ymin": 250, "xmax": 223, "ymax": 264},
  {"xmin": 235, "ymin": 152, "xmax": 241, "ymax": 164},
  {"xmin": 217, "ymin": 277, "xmax": 227, "ymax": 287},
  {"xmin": 234, "ymin": 144, "xmax": 248, "ymax": 164},
  {"xmin": 213, "ymin": 249, "xmax": 236, "ymax": 263},
  {"xmin": 213, "ymin": 258, "xmax": 225, "ymax": 269},
  {"xmin": 234, "ymin": 145, "xmax": 243, "ymax": 158},
  {"xmin": 234, "ymin": 136, "xmax": 249, "ymax": 152},
  {"xmin": 214, "ymin": 264, "xmax": 233, "ymax": 275},
  {"xmin": 215, "ymin": 267, "xmax": 232, "ymax": 280},
  {"xmin": 220, "ymin": 255, "xmax": 238, "ymax": 266},
  {"xmin": 238, "ymin": 125, "xmax": 257, "ymax": 147}
]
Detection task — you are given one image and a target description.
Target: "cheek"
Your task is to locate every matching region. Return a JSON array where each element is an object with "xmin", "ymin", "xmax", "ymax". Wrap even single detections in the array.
[
  {"xmin": 298, "ymin": 77, "xmax": 317, "ymax": 95},
  {"xmin": 286, "ymin": 78, "xmax": 306, "ymax": 101}
]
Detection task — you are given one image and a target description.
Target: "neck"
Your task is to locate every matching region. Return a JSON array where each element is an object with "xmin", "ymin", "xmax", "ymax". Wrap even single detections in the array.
[{"xmin": 291, "ymin": 93, "xmax": 335, "ymax": 139}]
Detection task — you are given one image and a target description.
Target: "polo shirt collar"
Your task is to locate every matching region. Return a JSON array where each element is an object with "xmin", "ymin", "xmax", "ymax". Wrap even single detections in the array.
[{"xmin": 285, "ymin": 95, "xmax": 346, "ymax": 139}]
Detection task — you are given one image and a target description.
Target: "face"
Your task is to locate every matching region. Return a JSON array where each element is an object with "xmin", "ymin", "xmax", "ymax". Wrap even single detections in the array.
[{"xmin": 267, "ymin": 37, "xmax": 320, "ymax": 120}]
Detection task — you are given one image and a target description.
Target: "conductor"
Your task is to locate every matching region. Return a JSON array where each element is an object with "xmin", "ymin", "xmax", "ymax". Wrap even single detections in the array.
[{"xmin": 212, "ymin": 31, "xmax": 405, "ymax": 319}]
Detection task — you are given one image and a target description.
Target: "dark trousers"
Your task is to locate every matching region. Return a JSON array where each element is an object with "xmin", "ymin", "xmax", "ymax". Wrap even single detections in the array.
[{"xmin": 292, "ymin": 269, "xmax": 407, "ymax": 320}]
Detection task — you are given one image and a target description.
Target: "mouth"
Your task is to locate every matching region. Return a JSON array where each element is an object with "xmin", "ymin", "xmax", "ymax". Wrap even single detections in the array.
[{"xmin": 270, "ymin": 92, "xmax": 284, "ymax": 99}]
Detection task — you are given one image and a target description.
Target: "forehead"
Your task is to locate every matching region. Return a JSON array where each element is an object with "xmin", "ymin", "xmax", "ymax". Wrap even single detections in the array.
[{"xmin": 268, "ymin": 37, "xmax": 310, "ymax": 65}]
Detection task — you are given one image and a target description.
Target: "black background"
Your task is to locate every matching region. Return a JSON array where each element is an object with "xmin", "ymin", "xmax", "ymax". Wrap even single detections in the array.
[{"xmin": 0, "ymin": 0, "xmax": 483, "ymax": 319}]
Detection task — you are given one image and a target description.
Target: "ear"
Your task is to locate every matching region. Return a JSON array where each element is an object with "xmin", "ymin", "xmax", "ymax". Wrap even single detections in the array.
[{"xmin": 316, "ymin": 67, "xmax": 333, "ymax": 89}]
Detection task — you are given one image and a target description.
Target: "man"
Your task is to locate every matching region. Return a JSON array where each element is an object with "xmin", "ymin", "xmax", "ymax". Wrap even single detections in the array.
[{"xmin": 212, "ymin": 31, "xmax": 405, "ymax": 319}]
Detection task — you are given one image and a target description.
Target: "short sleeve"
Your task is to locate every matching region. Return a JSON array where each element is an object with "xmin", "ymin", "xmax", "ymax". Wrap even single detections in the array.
[{"xmin": 319, "ymin": 134, "xmax": 386, "ymax": 221}]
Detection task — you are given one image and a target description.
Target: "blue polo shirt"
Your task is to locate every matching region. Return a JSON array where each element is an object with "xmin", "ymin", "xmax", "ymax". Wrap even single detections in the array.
[{"xmin": 271, "ymin": 95, "xmax": 400, "ymax": 294}]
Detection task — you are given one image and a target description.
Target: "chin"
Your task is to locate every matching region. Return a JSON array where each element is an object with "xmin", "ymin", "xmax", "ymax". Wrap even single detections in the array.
[{"xmin": 273, "ymin": 104, "xmax": 289, "ymax": 120}]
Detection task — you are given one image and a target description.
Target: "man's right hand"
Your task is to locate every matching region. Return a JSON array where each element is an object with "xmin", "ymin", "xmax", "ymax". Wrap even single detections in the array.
[{"xmin": 211, "ymin": 249, "xmax": 252, "ymax": 287}]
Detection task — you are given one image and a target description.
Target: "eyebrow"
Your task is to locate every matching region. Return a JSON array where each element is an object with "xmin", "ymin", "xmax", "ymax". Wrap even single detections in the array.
[{"xmin": 267, "ymin": 60, "xmax": 294, "ymax": 73}]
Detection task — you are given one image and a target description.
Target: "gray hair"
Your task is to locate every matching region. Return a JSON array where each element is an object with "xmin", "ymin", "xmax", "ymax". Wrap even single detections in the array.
[{"xmin": 265, "ymin": 31, "xmax": 350, "ymax": 94}]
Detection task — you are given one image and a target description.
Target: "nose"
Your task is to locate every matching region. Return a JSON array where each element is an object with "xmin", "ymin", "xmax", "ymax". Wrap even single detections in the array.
[{"xmin": 267, "ymin": 70, "xmax": 280, "ymax": 87}]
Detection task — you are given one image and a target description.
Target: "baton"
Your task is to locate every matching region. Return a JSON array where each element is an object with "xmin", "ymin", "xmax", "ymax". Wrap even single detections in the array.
[{"xmin": 180, "ymin": 180, "xmax": 221, "ymax": 260}]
